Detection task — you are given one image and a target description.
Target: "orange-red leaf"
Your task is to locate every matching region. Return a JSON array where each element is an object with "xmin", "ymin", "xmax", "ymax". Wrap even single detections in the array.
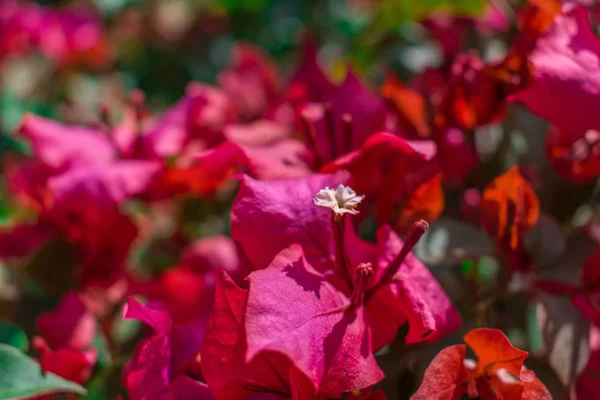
[
  {"xmin": 394, "ymin": 173, "xmax": 444, "ymax": 235},
  {"xmin": 480, "ymin": 167, "xmax": 540, "ymax": 249},
  {"xmin": 381, "ymin": 74, "xmax": 430, "ymax": 138},
  {"xmin": 464, "ymin": 328, "xmax": 528, "ymax": 377},
  {"xmin": 410, "ymin": 345, "xmax": 468, "ymax": 400}
]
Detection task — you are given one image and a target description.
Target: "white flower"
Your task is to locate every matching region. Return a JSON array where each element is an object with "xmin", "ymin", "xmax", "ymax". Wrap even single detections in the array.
[{"xmin": 313, "ymin": 185, "xmax": 365, "ymax": 215}]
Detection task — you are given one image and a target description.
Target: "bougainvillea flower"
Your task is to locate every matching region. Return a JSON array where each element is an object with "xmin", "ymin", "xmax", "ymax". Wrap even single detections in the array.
[
  {"xmin": 33, "ymin": 291, "xmax": 98, "ymax": 385},
  {"xmin": 392, "ymin": 173, "xmax": 444, "ymax": 235},
  {"xmin": 203, "ymin": 214, "xmax": 459, "ymax": 397},
  {"xmin": 480, "ymin": 166, "xmax": 540, "ymax": 251},
  {"xmin": 321, "ymin": 132, "xmax": 441, "ymax": 231},
  {"xmin": 131, "ymin": 235, "xmax": 249, "ymax": 325},
  {"xmin": 156, "ymin": 141, "xmax": 248, "ymax": 197},
  {"xmin": 48, "ymin": 161, "xmax": 161, "ymax": 206},
  {"xmin": 509, "ymin": 5, "xmax": 600, "ymax": 181},
  {"xmin": 411, "ymin": 328, "xmax": 551, "ymax": 399},
  {"xmin": 231, "ymin": 173, "xmax": 460, "ymax": 349},
  {"xmin": 122, "ymin": 297, "xmax": 209, "ymax": 400},
  {"xmin": 238, "ymin": 138, "xmax": 311, "ymax": 180},
  {"xmin": 36, "ymin": 291, "xmax": 96, "ymax": 351},
  {"xmin": 0, "ymin": 1, "xmax": 110, "ymax": 68},
  {"xmin": 18, "ymin": 113, "xmax": 161, "ymax": 197},
  {"xmin": 436, "ymin": 52, "xmax": 504, "ymax": 132},
  {"xmin": 139, "ymin": 83, "xmax": 237, "ymax": 159},
  {"xmin": 218, "ymin": 44, "xmax": 282, "ymax": 120},
  {"xmin": 40, "ymin": 6, "xmax": 111, "ymax": 69},
  {"xmin": 33, "ymin": 339, "xmax": 98, "ymax": 385},
  {"xmin": 510, "ymin": 5, "xmax": 599, "ymax": 135},
  {"xmin": 244, "ymin": 245, "xmax": 384, "ymax": 395},
  {"xmin": 0, "ymin": 0, "xmax": 45, "ymax": 59},
  {"xmin": 19, "ymin": 114, "xmax": 118, "ymax": 168},
  {"xmin": 300, "ymin": 71, "xmax": 387, "ymax": 166},
  {"xmin": 179, "ymin": 235, "xmax": 249, "ymax": 279},
  {"xmin": 286, "ymin": 39, "xmax": 336, "ymax": 106},
  {"xmin": 224, "ymin": 120, "xmax": 291, "ymax": 148}
]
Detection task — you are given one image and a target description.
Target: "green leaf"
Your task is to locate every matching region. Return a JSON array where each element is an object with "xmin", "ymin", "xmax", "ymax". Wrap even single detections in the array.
[
  {"xmin": 0, "ymin": 323, "xmax": 28, "ymax": 352},
  {"xmin": 0, "ymin": 344, "xmax": 86, "ymax": 399}
]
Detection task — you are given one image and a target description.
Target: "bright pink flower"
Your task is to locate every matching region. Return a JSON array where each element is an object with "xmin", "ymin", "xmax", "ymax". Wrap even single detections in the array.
[
  {"xmin": 122, "ymin": 298, "xmax": 210, "ymax": 400},
  {"xmin": 243, "ymin": 245, "xmax": 383, "ymax": 395},
  {"xmin": 0, "ymin": 2, "xmax": 109, "ymax": 68},
  {"xmin": 203, "ymin": 219, "xmax": 459, "ymax": 398},
  {"xmin": 218, "ymin": 44, "xmax": 282, "ymax": 120},
  {"xmin": 300, "ymin": 71, "xmax": 387, "ymax": 167},
  {"xmin": 39, "ymin": 6, "xmax": 111, "ymax": 69},
  {"xmin": 510, "ymin": 5, "xmax": 600, "ymax": 181},
  {"xmin": 231, "ymin": 173, "xmax": 460, "ymax": 350},
  {"xmin": 139, "ymin": 83, "xmax": 237, "ymax": 159}
]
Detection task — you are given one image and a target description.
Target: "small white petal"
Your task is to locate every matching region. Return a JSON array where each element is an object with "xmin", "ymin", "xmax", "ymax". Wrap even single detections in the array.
[{"xmin": 314, "ymin": 185, "xmax": 364, "ymax": 215}]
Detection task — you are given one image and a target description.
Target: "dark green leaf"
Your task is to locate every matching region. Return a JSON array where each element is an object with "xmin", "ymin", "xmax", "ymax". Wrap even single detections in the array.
[
  {"xmin": 0, "ymin": 344, "xmax": 86, "ymax": 400},
  {"xmin": 0, "ymin": 323, "xmax": 28, "ymax": 352}
]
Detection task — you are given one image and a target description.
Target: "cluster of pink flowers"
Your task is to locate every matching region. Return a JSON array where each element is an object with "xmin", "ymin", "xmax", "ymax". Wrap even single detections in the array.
[
  {"xmin": 4, "ymin": 0, "xmax": 600, "ymax": 398},
  {"xmin": 0, "ymin": 0, "xmax": 109, "ymax": 67}
]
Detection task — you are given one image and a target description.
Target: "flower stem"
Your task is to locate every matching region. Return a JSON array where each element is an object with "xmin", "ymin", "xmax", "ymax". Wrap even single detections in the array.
[{"xmin": 332, "ymin": 213, "xmax": 354, "ymax": 290}]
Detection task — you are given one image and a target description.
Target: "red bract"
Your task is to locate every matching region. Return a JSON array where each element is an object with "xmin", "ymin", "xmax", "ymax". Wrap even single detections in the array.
[
  {"xmin": 33, "ymin": 291, "xmax": 98, "ymax": 385},
  {"xmin": 36, "ymin": 291, "xmax": 96, "ymax": 351},
  {"xmin": 510, "ymin": 5, "xmax": 600, "ymax": 181},
  {"xmin": 411, "ymin": 328, "xmax": 551, "ymax": 400},
  {"xmin": 437, "ymin": 53, "xmax": 504, "ymax": 132},
  {"xmin": 156, "ymin": 141, "xmax": 248, "ymax": 197},
  {"xmin": 122, "ymin": 298, "xmax": 211, "ymax": 400},
  {"xmin": 130, "ymin": 235, "xmax": 249, "ymax": 325},
  {"xmin": 480, "ymin": 167, "xmax": 540, "ymax": 252}
]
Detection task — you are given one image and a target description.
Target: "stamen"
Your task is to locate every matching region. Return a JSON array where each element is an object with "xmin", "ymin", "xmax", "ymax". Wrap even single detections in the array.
[
  {"xmin": 351, "ymin": 263, "xmax": 374, "ymax": 306},
  {"xmin": 342, "ymin": 113, "xmax": 353, "ymax": 154},
  {"xmin": 324, "ymin": 103, "xmax": 339, "ymax": 160},
  {"xmin": 300, "ymin": 112, "xmax": 322, "ymax": 168},
  {"xmin": 366, "ymin": 220, "xmax": 429, "ymax": 300}
]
